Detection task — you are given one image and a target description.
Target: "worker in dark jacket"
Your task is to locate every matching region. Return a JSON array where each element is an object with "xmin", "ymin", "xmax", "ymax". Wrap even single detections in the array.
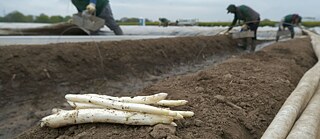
[
  {"xmin": 159, "ymin": 18, "xmax": 170, "ymax": 27},
  {"xmin": 225, "ymin": 4, "xmax": 260, "ymax": 40},
  {"xmin": 279, "ymin": 14, "xmax": 302, "ymax": 39},
  {"xmin": 71, "ymin": 0, "xmax": 123, "ymax": 35}
]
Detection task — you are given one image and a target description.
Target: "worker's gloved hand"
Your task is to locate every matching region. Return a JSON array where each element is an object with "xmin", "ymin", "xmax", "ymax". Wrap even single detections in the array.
[
  {"xmin": 86, "ymin": 3, "xmax": 96, "ymax": 14},
  {"xmin": 218, "ymin": 30, "xmax": 227, "ymax": 35},
  {"xmin": 67, "ymin": 19, "xmax": 73, "ymax": 24},
  {"xmin": 241, "ymin": 24, "xmax": 249, "ymax": 31},
  {"xmin": 223, "ymin": 30, "xmax": 230, "ymax": 35},
  {"xmin": 279, "ymin": 26, "xmax": 284, "ymax": 31}
]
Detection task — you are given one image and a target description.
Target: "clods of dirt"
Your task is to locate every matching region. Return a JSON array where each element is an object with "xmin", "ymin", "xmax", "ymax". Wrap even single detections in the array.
[
  {"xmin": 0, "ymin": 35, "xmax": 240, "ymax": 139},
  {"xmin": 149, "ymin": 124, "xmax": 177, "ymax": 139},
  {"xmin": 0, "ymin": 36, "xmax": 317, "ymax": 139}
]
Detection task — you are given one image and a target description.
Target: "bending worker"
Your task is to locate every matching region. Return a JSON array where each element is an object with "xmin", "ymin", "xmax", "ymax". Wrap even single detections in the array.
[
  {"xmin": 279, "ymin": 14, "xmax": 302, "ymax": 39},
  {"xmin": 71, "ymin": 0, "xmax": 123, "ymax": 35},
  {"xmin": 159, "ymin": 18, "xmax": 170, "ymax": 27},
  {"xmin": 225, "ymin": 4, "xmax": 260, "ymax": 40}
]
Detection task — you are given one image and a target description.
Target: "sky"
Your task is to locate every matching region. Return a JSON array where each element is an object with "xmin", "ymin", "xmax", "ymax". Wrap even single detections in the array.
[{"xmin": 0, "ymin": 0, "xmax": 320, "ymax": 22}]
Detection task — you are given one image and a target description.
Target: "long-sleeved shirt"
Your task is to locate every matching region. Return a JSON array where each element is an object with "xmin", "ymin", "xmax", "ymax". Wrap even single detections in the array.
[
  {"xmin": 71, "ymin": 0, "xmax": 109, "ymax": 15},
  {"xmin": 231, "ymin": 5, "xmax": 260, "ymax": 26},
  {"xmin": 284, "ymin": 14, "xmax": 301, "ymax": 25}
]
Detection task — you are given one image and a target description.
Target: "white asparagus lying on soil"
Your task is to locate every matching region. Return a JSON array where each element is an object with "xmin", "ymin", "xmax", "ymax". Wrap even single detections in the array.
[
  {"xmin": 70, "ymin": 94, "xmax": 187, "ymax": 107},
  {"xmin": 67, "ymin": 101, "xmax": 105, "ymax": 109},
  {"xmin": 156, "ymin": 100, "xmax": 188, "ymax": 107},
  {"xmin": 86, "ymin": 93, "xmax": 168, "ymax": 104},
  {"xmin": 87, "ymin": 94, "xmax": 189, "ymax": 107},
  {"xmin": 79, "ymin": 94, "xmax": 187, "ymax": 106},
  {"xmin": 41, "ymin": 109, "xmax": 175, "ymax": 128},
  {"xmin": 65, "ymin": 94, "xmax": 184, "ymax": 119},
  {"xmin": 51, "ymin": 108, "xmax": 67, "ymax": 114},
  {"xmin": 173, "ymin": 111, "xmax": 194, "ymax": 117},
  {"xmin": 67, "ymin": 101, "xmax": 194, "ymax": 117}
]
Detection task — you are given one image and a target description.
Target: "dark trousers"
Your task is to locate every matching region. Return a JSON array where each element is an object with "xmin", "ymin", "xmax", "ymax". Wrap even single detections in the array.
[
  {"xmin": 246, "ymin": 19, "xmax": 260, "ymax": 40},
  {"xmin": 280, "ymin": 24, "xmax": 295, "ymax": 38},
  {"xmin": 98, "ymin": 3, "xmax": 123, "ymax": 35}
]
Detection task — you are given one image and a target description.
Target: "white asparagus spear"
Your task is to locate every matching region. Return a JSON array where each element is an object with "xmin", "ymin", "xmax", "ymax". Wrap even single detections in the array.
[
  {"xmin": 51, "ymin": 108, "xmax": 67, "ymax": 114},
  {"xmin": 86, "ymin": 93, "xmax": 168, "ymax": 104},
  {"xmin": 68, "ymin": 101, "xmax": 194, "ymax": 118},
  {"xmin": 68, "ymin": 100, "xmax": 188, "ymax": 108},
  {"xmin": 156, "ymin": 100, "xmax": 188, "ymax": 107},
  {"xmin": 172, "ymin": 111, "xmax": 194, "ymax": 118},
  {"xmin": 77, "ymin": 94, "xmax": 188, "ymax": 106},
  {"xmin": 65, "ymin": 94, "xmax": 183, "ymax": 119},
  {"xmin": 41, "ymin": 109, "xmax": 174, "ymax": 128},
  {"xmin": 67, "ymin": 101, "xmax": 105, "ymax": 109}
]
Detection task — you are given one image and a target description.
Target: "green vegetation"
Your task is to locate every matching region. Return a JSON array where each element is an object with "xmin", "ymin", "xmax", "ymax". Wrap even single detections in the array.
[
  {"xmin": 260, "ymin": 20, "xmax": 277, "ymax": 27},
  {"xmin": 198, "ymin": 20, "xmax": 320, "ymax": 28},
  {"xmin": 117, "ymin": 22, "xmax": 139, "ymax": 26},
  {"xmin": 146, "ymin": 22, "xmax": 160, "ymax": 26},
  {"xmin": 1, "ymin": 11, "xmax": 320, "ymax": 27},
  {"xmin": 0, "ymin": 11, "xmax": 72, "ymax": 23},
  {"xmin": 302, "ymin": 21, "xmax": 320, "ymax": 27},
  {"xmin": 117, "ymin": 17, "xmax": 157, "ymax": 26},
  {"xmin": 198, "ymin": 22, "xmax": 230, "ymax": 27},
  {"xmin": 117, "ymin": 22, "xmax": 159, "ymax": 26},
  {"xmin": 198, "ymin": 20, "xmax": 277, "ymax": 27}
]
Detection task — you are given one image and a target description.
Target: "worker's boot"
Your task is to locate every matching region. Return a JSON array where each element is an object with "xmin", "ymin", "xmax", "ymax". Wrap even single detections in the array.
[
  {"xmin": 250, "ymin": 40, "xmax": 256, "ymax": 52},
  {"xmin": 240, "ymin": 39, "xmax": 248, "ymax": 50},
  {"xmin": 291, "ymin": 33, "xmax": 294, "ymax": 39},
  {"xmin": 113, "ymin": 28, "xmax": 124, "ymax": 35}
]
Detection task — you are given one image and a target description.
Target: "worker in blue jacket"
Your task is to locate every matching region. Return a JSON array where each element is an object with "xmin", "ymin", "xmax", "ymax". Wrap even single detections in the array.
[{"xmin": 71, "ymin": 0, "xmax": 123, "ymax": 35}]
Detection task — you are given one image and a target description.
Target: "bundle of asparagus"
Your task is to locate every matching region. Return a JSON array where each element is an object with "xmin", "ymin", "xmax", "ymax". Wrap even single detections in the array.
[{"xmin": 40, "ymin": 93, "xmax": 194, "ymax": 128}]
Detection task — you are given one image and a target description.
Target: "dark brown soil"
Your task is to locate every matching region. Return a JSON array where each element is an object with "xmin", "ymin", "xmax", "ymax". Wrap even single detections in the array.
[
  {"xmin": 0, "ymin": 23, "xmax": 88, "ymax": 36},
  {"xmin": 1, "ymin": 36, "xmax": 316, "ymax": 139},
  {"xmin": 0, "ymin": 35, "xmax": 241, "ymax": 139},
  {"xmin": 139, "ymin": 38, "xmax": 317, "ymax": 139}
]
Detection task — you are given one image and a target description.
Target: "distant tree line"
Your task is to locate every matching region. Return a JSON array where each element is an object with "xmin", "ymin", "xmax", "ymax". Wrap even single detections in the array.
[
  {"xmin": 0, "ymin": 11, "xmax": 71, "ymax": 23},
  {"xmin": 117, "ymin": 17, "xmax": 152, "ymax": 23},
  {"xmin": 0, "ymin": 11, "xmax": 157, "ymax": 24}
]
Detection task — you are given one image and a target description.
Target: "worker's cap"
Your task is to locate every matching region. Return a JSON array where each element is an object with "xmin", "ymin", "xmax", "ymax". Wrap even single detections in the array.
[{"xmin": 227, "ymin": 4, "xmax": 236, "ymax": 14}]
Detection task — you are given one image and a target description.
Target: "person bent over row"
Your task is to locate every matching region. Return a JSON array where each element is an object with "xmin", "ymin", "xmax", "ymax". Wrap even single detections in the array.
[
  {"xmin": 279, "ymin": 14, "xmax": 302, "ymax": 39},
  {"xmin": 71, "ymin": 0, "xmax": 123, "ymax": 35},
  {"xmin": 225, "ymin": 4, "xmax": 260, "ymax": 40}
]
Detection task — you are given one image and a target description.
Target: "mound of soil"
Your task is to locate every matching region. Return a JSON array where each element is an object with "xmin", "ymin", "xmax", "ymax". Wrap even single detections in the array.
[
  {"xmin": 0, "ymin": 23, "xmax": 88, "ymax": 36},
  {"xmin": 0, "ymin": 35, "xmax": 240, "ymax": 139},
  {"xmin": 16, "ymin": 37, "xmax": 316, "ymax": 139}
]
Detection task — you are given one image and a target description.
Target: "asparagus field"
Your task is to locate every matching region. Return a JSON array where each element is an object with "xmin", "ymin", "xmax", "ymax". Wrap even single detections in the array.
[{"xmin": 0, "ymin": 34, "xmax": 317, "ymax": 139}]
